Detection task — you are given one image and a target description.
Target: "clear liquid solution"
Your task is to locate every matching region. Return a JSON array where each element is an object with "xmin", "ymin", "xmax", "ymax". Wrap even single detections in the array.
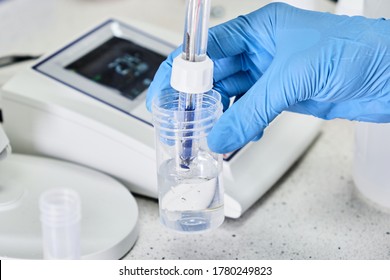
[{"xmin": 158, "ymin": 155, "xmax": 224, "ymax": 233}]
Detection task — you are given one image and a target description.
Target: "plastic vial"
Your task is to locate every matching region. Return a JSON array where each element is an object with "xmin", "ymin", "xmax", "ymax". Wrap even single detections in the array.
[
  {"xmin": 354, "ymin": 123, "xmax": 390, "ymax": 209},
  {"xmin": 152, "ymin": 90, "xmax": 224, "ymax": 233},
  {"xmin": 352, "ymin": 0, "xmax": 390, "ymax": 209},
  {"xmin": 39, "ymin": 188, "xmax": 81, "ymax": 259}
]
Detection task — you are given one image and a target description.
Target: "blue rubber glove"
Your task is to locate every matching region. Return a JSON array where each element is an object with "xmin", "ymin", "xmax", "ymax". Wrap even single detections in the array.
[{"xmin": 147, "ymin": 3, "xmax": 390, "ymax": 154}]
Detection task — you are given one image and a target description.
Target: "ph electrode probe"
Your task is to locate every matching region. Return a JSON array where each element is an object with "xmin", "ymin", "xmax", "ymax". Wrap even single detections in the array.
[
  {"xmin": 152, "ymin": 0, "xmax": 224, "ymax": 232},
  {"xmin": 171, "ymin": 0, "xmax": 213, "ymax": 168}
]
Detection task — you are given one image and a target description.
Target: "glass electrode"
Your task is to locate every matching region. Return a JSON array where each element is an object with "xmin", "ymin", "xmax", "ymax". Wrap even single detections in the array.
[
  {"xmin": 152, "ymin": 0, "xmax": 224, "ymax": 233},
  {"xmin": 178, "ymin": 0, "xmax": 212, "ymax": 168},
  {"xmin": 183, "ymin": 0, "xmax": 210, "ymax": 62}
]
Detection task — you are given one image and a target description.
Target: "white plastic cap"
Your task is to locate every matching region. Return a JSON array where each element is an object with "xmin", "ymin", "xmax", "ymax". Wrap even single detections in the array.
[
  {"xmin": 170, "ymin": 55, "xmax": 213, "ymax": 94},
  {"xmin": 40, "ymin": 188, "xmax": 81, "ymax": 226}
]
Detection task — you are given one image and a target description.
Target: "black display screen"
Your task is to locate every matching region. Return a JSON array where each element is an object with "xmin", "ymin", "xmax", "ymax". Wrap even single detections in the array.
[{"xmin": 65, "ymin": 37, "xmax": 165, "ymax": 100}]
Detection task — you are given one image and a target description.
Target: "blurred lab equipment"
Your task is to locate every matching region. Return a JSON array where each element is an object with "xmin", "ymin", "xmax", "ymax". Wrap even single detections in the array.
[
  {"xmin": 363, "ymin": 0, "xmax": 388, "ymax": 18},
  {"xmin": 335, "ymin": 0, "xmax": 363, "ymax": 15},
  {"xmin": 40, "ymin": 188, "xmax": 81, "ymax": 259},
  {"xmin": 0, "ymin": 126, "xmax": 138, "ymax": 259},
  {"xmin": 1, "ymin": 16, "xmax": 322, "ymax": 218},
  {"xmin": 353, "ymin": 0, "xmax": 390, "ymax": 209},
  {"xmin": 0, "ymin": 125, "xmax": 11, "ymax": 160},
  {"xmin": 0, "ymin": 55, "xmax": 41, "ymax": 68},
  {"xmin": 272, "ymin": 0, "xmax": 315, "ymax": 10}
]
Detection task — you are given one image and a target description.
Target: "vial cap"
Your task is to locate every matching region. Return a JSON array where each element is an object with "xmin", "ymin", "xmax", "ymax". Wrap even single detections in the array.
[{"xmin": 170, "ymin": 55, "xmax": 213, "ymax": 94}]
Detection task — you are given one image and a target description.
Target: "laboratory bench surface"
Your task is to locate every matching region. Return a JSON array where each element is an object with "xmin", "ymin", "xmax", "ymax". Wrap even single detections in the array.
[{"xmin": 124, "ymin": 120, "xmax": 390, "ymax": 260}]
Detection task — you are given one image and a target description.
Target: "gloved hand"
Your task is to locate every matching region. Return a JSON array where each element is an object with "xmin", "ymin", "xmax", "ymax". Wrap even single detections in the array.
[{"xmin": 147, "ymin": 3, "xmax": 390, "ymax": 154}]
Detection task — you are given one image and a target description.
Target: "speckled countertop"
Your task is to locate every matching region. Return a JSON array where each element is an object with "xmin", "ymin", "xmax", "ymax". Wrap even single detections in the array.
[{"xmin": 124, "ymin": 120, "xmax": 390, "ymax": 260}]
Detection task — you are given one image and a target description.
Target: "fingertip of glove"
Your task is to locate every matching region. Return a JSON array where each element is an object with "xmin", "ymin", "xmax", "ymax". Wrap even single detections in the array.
[
  {"xmin": 207, "ymin": 134, "xmax": 221, "ymax": 154},
  {"xmin": 207, "ymin": 127, "xmax": 243, "ymax": 154},
  {"xmin": 207, "ymin": 130, "xmax": 228, "ymax": 154}
]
